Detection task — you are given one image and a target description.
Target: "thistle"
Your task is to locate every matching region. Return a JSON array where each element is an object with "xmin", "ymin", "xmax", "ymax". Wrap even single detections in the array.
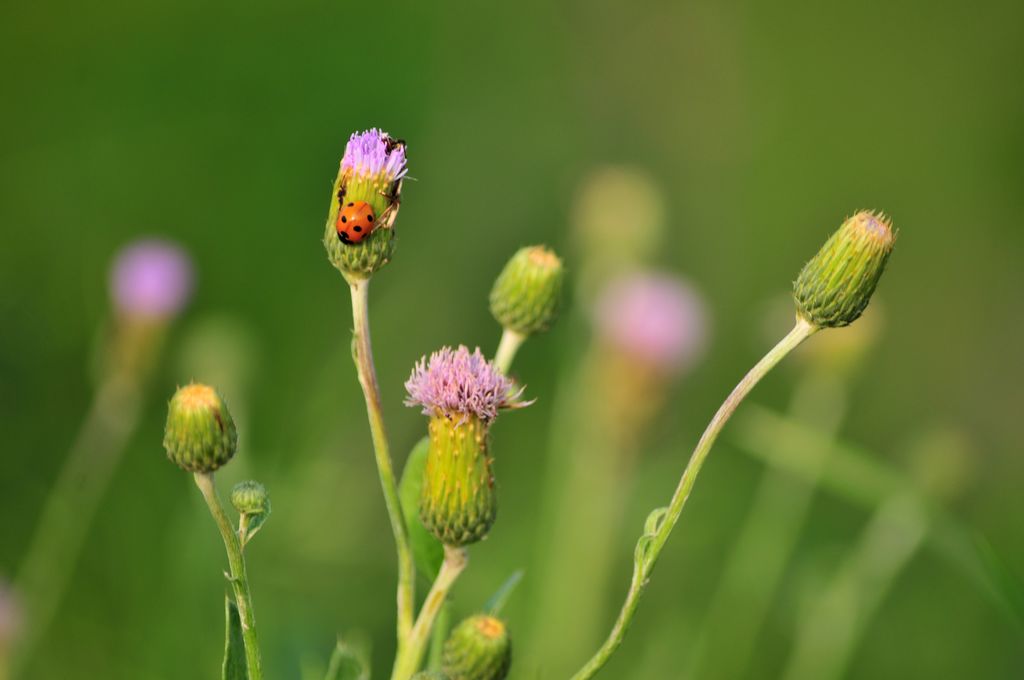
[
  {"xmin": 110, "ymin": 239, "xmax": 194, "ymax": 321},
  {"xmin": 794, "ymin": 211, "xmax": 896, "ymax": 328},
  {"xmin": 592, "ymin": 272, "xmax": 708, "ymax": 376},
  {"xmin": 404, "ymin": 346, "xmax": 529, "ymax": 547},
  {"xmin": 230, "ymin": 480, "xmax": 270, "ymax": 516},
  {"xmin": 231, "ymin": 480, "xmax": 271, "ymax": 547},
  {"xmin": 323, "ymin": 128, "xmax": 408, "ymax": 280},
  {"xmin": 489, "ymin": 246, "xmax": 564, "ymax": 337},
  {"xmin": 442, "ymin": 614, "xmax": 512, "ymax": 680},
  {"xmin": 163, "ymin": 383, "xmax": 238, "ymax": 473}
]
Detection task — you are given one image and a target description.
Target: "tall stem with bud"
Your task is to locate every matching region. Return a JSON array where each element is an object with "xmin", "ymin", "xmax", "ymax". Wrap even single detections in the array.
[
  {"xmin": 572, "ymin": 210, "xmax": 896, "ymax": 679},
  {"xmin": 570, "ymin": 318, "xmax": 817, "ymax": 680},
  {"xmin": 194, "ymin": 472, "xmax": 263, "ymax": 680}
]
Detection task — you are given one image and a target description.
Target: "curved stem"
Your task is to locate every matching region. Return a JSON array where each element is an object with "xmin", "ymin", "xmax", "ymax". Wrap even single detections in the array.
[
  {"xmin": 194, "ymin": 472, "xmax": 263, "ymax": 680},
  {"xmin": 391, "ymin": 546, "xmax": 468, "ymax": 680},
  {"xmin": 493, "ymin": 328, "xmax": 526, "ymax": 375},
  {"xmin": 570, "ymin": 318, "xmax": 817, "ymax": 680},
  {"xmin": 349, "ymin": 278, "xmax": 416, "ymax": 643}
]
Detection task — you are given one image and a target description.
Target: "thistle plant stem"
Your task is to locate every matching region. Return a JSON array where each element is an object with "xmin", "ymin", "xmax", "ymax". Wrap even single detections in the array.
[
  {"xmin": 493, "ymin": 328, "xmax": 525, "ymax": 375},
  {"xmin": 12, "ymin": 372, "xmax": 141, "ymax": 673},
  {"xmin": 391, "ymin": 546, "xmax": 468, "ymax": 680},
  {"xmin": 570, "ymin": 318, "xmax": 817, "ymax": 680},
  {"xmin": 348, "ymin": 278, "xmax": 416, "ymax": 643},
  {"xmin": 194, "ymin": 472, "xmax": 263, "ymax": 680}
]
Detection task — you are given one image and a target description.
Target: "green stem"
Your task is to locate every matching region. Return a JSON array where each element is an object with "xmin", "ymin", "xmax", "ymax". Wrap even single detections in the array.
[
  {"xmin": 12, "ymin": 373, "xmax": 141, "ymax": 672},
  {"xmin": 689, "ymin": 373, "xmax": 846, "ymax": 680},
  {"xmin": 194, "ymin": 472, "xmax": 263, "ymax": 680},
  {"xmin": 349, "ymin": 278, "xmax": 416, "ymax": 643},
  {"xmin": 391, "ymin": 546, "xmax": 468, "ymax": 680},
  {"xmin": 493, "ymin": 328, "xmax": 526, "ymax": 375},
  {"xmin": 781, "ymin": 494, "xmax": 927, "ymax": 680},
  {"xmin": 569, "ymin": 318, "xmax": 817, "ymax": 680}
]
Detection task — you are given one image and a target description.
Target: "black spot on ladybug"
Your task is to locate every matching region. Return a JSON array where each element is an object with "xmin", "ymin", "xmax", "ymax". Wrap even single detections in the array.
[
  {"xmin": 367, "ymin": 214, "xmax": 374, "ymax": 222},
  {"xmin": 353, "ymin": 226, "xmax": 362, "ymax": 233},
  {"xmin": 348, "ymin": 202, "xmax": 354, "ymax": 207},
  {"xmin": 341, "ymin": 216, "xmax": 347, "ymax": 223}
]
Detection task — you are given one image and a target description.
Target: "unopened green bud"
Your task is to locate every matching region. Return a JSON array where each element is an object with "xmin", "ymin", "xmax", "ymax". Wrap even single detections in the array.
[
  {"xmin": 794, "ymin": 211, "xmax": 896, "ymax": 328},
  {"xmin": 163, "ymin": 383, "xmax": 237, "ymax": 473},
  {"xmin": 489, "ymin": 246, "xmax": 564, "ymax": 335},
  {"xmin": 323, "ymin": 129, "xmax": 407, "ymax": 281},
  {"xmin": 442, "ymin": 614, "xmax": 511, "ymax": 680},
  {"xmin": 412, "ymin": 673, "xmax": 450, "ymax": 680},
  {"xmin": 230, "ymin": 480, "xmax": 270, "ymax": 516},
  {"xmin": 420, "ymin": 416, "xmax": 497, "ymax": 547}
]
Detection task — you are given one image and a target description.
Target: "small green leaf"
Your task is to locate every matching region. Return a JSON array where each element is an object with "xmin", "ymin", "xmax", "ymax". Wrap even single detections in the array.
[
  {"xmin": 400, "ymin": 436, "xmax": 444, "ymax": 580},
  {"xmin": 223, "ymin": 597, "xmax": 248, "ymax": 680},
  {"xmin": 324, "ymin": 639, "xmax": 369, "ymax": 680},
  {"xmin": 485, "ymin": 570, "xmax": 525, "ymax": 616}
]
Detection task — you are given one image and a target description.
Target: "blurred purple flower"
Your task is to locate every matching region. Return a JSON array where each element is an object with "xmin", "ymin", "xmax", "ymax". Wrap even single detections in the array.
[
  {"xmin": 341, "ymin": 128, "xmax": 408, "ymax": 183},
  {"xmin": 593, "ymin": 272, "xmax": 709, "ymax": 375},
  {"xmin": 0, "ymin": 578, "xmax": 21, "ymax": 645},
  {"xmin": 405, "ymin": 345, "xmax": 525, "ymax": 422},
  {"xmin": 110, "ymin": 239, "xmax": 194, "ymax": 319}
]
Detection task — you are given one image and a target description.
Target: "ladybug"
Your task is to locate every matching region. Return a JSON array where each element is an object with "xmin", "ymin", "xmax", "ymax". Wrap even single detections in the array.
[{"xmin": 336, "ymin": 200, "xmax": 376, "ymax": 244}]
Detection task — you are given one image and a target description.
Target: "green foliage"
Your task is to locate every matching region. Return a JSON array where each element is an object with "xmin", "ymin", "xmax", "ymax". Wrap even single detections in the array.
[
  {"xmin": 400, "ymin": 436, "xmax": 444, "ymax": 580},
  {"xmin": 223, "ymin": 598, "xmax": 247, "ymax": 680},
  {"xmin": 324, "ymin": 639, "xmax": 370, "ymax": 680},
  {"xmin": 484, "ymin": 570, "xmax": 524, "ymax": 616}
]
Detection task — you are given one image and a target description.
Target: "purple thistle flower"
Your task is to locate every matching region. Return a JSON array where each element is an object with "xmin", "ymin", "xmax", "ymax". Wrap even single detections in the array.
[
  {"xmin": 110, "ymin": 239, "xmax": 194, "ymax": 319},
  {"xmin": 593, "ymin": 273, "xmax": 709, "ymax": 375},
  {"xmin": 341, "ymin": 128, "xmax": 408, "ymax": 183},
  {"xmin": 0, "ymin": 578, "xmax": 21, "ymax": 645},
  {"xmin": 405, "ymin": 346, "xmax": 525, "ymax": 422}
]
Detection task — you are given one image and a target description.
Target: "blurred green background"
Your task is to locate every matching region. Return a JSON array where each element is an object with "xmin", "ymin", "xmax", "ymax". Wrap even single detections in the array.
[{"xmin": 2, "ymin": 0, "xmax": 1023, "ymax": 678}]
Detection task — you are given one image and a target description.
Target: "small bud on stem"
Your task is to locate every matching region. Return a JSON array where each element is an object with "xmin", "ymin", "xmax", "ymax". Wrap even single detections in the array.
[
  {"xmin": 163, "ymin": 383, "xmax": 237, "ymax": 473},
  {"xmin": 794, "ymin": 211, "xmax": 896, "ymax": 328},
  {"xmin": 489, "ymin": 246, "xmax": 564, "ymax": 336}
]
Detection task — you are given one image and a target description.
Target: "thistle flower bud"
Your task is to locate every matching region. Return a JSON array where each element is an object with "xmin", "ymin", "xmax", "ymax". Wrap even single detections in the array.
[
  {"xmin": 230, "ymin": 480, "xmax": 270, "ymax": 516},
  {"xmin": 323, "ymin": 128, "xmax": 408, "ymax": 280},
  {"xmin": 110, "ymin": 239, "xmax": 194, "ymax": 320},
  {"xmin": 412, "ymin": 673, "xmax": 450, "ymax": 680},
  {"xmin": 163, "ymin": 383, "xmax": 237, "ymax": 473},
  {"xmin": 442, "ymin": 614, "xmax": 512, "ymax": 680},
  {"xmin": 405, "ymin": 346, "xmax": 529, "ymax": 546},
  {"xmin": 794, "ymin": 211, "xmax": 896, "ymax": 328},
  {"xmin": 489, "ymin": 246, "xmax": 564, "ymax": 336}
]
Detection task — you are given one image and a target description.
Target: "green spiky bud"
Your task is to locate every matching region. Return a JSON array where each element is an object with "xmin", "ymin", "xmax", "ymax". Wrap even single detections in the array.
[
  {"xmin": 230, "ymin": 480, "xmax": 270, "ymax": 516},
  {"xmin": 489, "ymin": 246, "xmax": 564, "ymax": 336},
  {"xmin": 442, "ymin": 615, "xmax": 511, "ymax": 680},
  {"xmin": 323, "ymin": 129, "xmax": 408, "ymax": 281},
  {"xmin": 163, "ymin": 383, "xmax": 237, "ymax": 473},
  {"xmin": 794, "ymin": 211, "xmax": 896, "ymax": 328},
  {"xmin": 231, "ymin": 480, "xmax": 271, "ymax": 545},
  {"xmin": 420, "ymin": 416, "xmax": 497, "ymax": 547},
  {"xmin": 412, "ymin": 673, "xmax": 450, "ymax": 680}
]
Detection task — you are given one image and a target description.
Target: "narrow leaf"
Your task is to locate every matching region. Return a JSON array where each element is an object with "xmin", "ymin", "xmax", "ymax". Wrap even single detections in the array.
[
  {"xmin": 485, "ymin": 570, "xmax": 525, "ymax": 616},
  {"xmin": 223, "ymin": 597, "xmax": 248, "ymax": 680},
  {"xmin": 399, "ymin": 436, "xmax": 444, "ymax": 580}
]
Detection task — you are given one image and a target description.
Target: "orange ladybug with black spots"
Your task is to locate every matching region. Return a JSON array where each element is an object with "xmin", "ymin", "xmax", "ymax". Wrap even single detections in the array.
[{"xmin": 336, "ymin": 201, "xmax": 376, "ymax": 244}]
